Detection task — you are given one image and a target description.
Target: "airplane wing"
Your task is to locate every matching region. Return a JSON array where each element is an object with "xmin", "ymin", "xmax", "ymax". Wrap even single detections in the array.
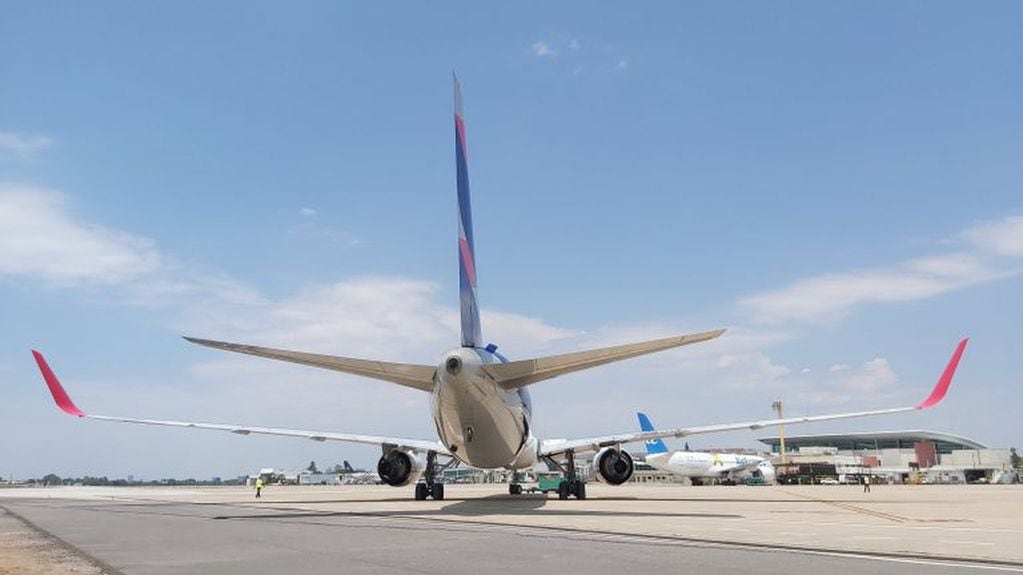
[
  {"xmin": 183, "ymin": 337, "xmax": 437, "ymax": 392},
  {"xmin": 32, "ymin": 351, "xmax": 450, "ymax": 455},
  {"xmin": 538, "ymin": 338, "xmax": 967, "ymax": 458},
  {"xmin": 484, "ymin": 329, "xmax": 726, "ymax": 390}
]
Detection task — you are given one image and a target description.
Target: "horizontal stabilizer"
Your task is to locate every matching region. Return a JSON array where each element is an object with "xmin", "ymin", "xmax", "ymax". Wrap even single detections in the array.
[
  {"xmin": 184, "ymin": 337, "xmax": 436, "ymax": 392},
  {"xmin": 484, "ymin": 329, "xmax": 725, "ymax": 389}
]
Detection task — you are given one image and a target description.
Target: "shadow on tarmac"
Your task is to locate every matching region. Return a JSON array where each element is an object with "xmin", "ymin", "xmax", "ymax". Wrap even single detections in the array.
[
  {"xmin": 213, "ymin": 493, "xmax": 742, "ymax": 520},
  {"xmin": 216, "ymin": 494, "xmax": 892, "ymax": 505}
]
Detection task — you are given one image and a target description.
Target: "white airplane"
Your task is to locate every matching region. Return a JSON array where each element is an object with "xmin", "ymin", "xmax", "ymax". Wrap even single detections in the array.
[
  {"xmin": 637, "ymin": 413, "xmax": 776, "ymax": 485},
  {"xmin": 32, "ymin": 76, "xmax": 968, "ymax": 501},
  {"xmin": 340, "ymin": 461, "xmax": 379, "ymax": 485}
]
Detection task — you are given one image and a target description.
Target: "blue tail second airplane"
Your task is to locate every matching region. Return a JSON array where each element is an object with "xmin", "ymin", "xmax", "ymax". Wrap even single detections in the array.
[{"xmin": 637, "ymin": 412, "xmax": 776, "ymax": 484}]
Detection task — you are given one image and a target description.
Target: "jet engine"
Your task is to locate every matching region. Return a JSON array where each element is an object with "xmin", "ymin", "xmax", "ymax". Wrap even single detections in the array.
[
  {"xmin": 376, "ymin": 449, "xmax": 426, "ymax": 487},
  {"xmin": 593, "ymin": 447, "xmax": 634, "ymax": 485}
]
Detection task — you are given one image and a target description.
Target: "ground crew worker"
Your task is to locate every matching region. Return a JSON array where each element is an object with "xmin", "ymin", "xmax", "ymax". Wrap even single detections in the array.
[
  {"xmin": 863, "ymin": 475, "xmax": 871, "ymax": 493},
  {"xmin": 255, "ymin": 477, "xmax": 264, "ymax": 499}
]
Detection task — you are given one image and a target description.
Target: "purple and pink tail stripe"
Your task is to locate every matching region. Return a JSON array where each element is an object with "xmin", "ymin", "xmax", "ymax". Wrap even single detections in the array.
[{"xmin": 454, "ymin": 74, "xmax": 482, "ymax": 348}]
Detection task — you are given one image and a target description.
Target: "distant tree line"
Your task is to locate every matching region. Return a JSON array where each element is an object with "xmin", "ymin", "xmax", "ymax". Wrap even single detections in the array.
[
  {"xmin": 14, "ymin": 460, "xmax": 376, "ymax": 487},
  {"xmin": 22, "ymin": 474, "xmax": 246, "ymax": 487}
]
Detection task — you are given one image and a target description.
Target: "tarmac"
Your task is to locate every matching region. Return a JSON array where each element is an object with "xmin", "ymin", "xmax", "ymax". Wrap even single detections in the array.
[{"xmin": 1, "ymin": 483, "xmax": 1021, "ymax": 574}]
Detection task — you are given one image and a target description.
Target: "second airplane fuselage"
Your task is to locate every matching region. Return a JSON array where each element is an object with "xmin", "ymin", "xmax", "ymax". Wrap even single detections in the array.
[{"xmin": 645, "ymin": 451, "xmax": 775, "ymax": 482}]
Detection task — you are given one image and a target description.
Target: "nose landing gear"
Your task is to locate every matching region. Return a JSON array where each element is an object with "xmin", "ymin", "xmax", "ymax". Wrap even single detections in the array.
[
  {"xmin": 415, "ymin": 481, "xmax": 445, "ymax": 501},
  {"xmin": 556, "ymin": 479, "xmax": 586, "ymax": 500}
]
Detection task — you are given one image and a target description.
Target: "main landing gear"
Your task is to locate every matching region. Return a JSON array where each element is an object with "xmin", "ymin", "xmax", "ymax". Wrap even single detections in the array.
[
  {"xmin": 415, "ymin": 482, "xmax": 444, "ymax": 501},
  {"xmin": 415, "ymin": 450, "xmax": 446, "ymax": 501},
  {"xmin": 544, "ymin": 449, "xmax": 587, "ymax": 500},
  {"xmin": 509, "ymin": 472, "xmax": 524, "ymax": 495}
]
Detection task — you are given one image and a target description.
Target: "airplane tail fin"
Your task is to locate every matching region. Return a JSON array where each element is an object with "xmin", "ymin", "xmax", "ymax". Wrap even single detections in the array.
[
  {"xmin": 637, "ymin": 412, "xmax": 669, "ymax": 455},
  {"xmin": 343, "ymin": 460, "xmax": 354, "ymax": 473},
  {"xmin": 454, "ymin": 74, "xmax": 482, "ymax": 348}
]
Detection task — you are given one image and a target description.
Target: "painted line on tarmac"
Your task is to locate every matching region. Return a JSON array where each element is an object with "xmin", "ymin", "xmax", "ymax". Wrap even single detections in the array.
[
  {"xmin": 742, "ymin": 517, "xmax": 1023, "ymax": 535},
  {"xmin": 780, "ymin": 489, "xmax": 911, "ymax": 523},
  {"xmin": 43, "ymin": 495, "xmax": 1010, "ymax": 568},
  {"xmin": 0, "ymin": 504, "xmax": 126, "ymax": 575},
  {"xmin": 208, "ymin": 502, "xmax": 1023, "ymax": 573},
  {"xmin": 793, "ymin": 548, "xmax": 1023, "ymax": 573},
  {"xmin": 392, "ymin": 515, "xmax": 1023, "ymax": 572}
]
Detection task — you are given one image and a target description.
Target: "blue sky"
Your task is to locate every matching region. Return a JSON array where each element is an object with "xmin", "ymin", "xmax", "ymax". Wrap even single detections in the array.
[{"xmin": 2, "ymin": 2, "xmax": 1021, "ymax": 479}]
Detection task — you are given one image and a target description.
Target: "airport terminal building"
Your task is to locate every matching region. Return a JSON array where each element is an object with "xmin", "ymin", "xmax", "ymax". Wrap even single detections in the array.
[{"xmin": 757, "ymin": 430, "xmax": 1016, "ymax": 484}]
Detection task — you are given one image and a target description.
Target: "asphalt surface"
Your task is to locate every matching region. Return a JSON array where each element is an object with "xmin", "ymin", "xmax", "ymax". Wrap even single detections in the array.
[{"xmin": 2, "ymin": 487, "xmax": 1022, "ymax": 575}]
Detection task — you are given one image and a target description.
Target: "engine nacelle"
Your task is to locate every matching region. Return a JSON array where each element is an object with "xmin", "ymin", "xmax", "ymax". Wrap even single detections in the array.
[
  {"xmin": 376, "ymin": 449, "xmax": 426, "ymax": 487},
  {"xmin": 593, "ymin": 447, "xmax": 634, "ymax": 485}
]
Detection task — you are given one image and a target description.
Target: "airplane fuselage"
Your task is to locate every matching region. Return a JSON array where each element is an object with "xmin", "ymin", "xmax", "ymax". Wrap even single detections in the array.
[{"xmin": 431, "ymin": 347, "xmax": 538, "ymax": 470}]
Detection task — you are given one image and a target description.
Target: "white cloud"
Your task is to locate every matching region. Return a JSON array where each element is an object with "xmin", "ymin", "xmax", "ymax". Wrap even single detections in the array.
[
  {"xmin": 615, "ymin": 58, "xmax": 629, "ymax": 70},
  {"xmin": 905, "ymin": 253, "xmax": 987, "ymax": 277},
  {"xmin": 300, "ymin": 207, "xmax": 317, "ymax": 217},
  {"xmin": 800, "ymin": 357, "xmax": 901, "ymax": 406},
  {"xmin": 740, "ymin": 271, "xmax": 963, "ymax": 324},
  {"xmin": 188, "ymin": 277, "xmax": 581, "ymax": 366},
  {"xmin": 0, "ymin": 184, "xmax": 161, "ymax": 285},
  {"xmin": 0, "ymin": 183, "xmax": 272, "ymax": 319},
  {"xmin": 531, "ymin": 41, "xmax": 556, "ymax": 58},
  {"xmin": 829, "ymin": 363, "xmax": 850, "ymax": 372},
  {"xmin": 288, "ymin": 218, "xmax": 359, "ymax": 248},
  {"xmin": 962, "ymin": 215, "xmax": 1023, "ymax": 257},
  {"xmin": 0, "ymin": 130, "xmax": 53, "ymax": 159},
  {"xmin": 569, "ymin": 39, "xmax": 580, "ymax": 51},
  {"xmin": 125, "ymin": 271, "xmax": 267, "ymax": 310},
  {"xmin": 713, "ymin": 351, "xmax": 791, "ymax": 389},
  {"xmin": 843, "ymin": 357, "xmax": 898, "ymax": 393},
  {"xmin": 738, "ymin": 214, "xmax": 1023, "ymax": 325},
  {"xmin": 0, "ymin": 184, "xmax": 558, "ymax": 359}
]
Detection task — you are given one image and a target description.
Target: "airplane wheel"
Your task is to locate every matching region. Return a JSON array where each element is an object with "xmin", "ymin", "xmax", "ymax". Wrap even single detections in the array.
[
  {"xmin": 557, "ymin": 481, "xmax": 569, "ymax": 500},
  {"xmin": 509, "ymin": 484, "xmax": 522, "ymax": 495},
  {"xmin": 415, "ymin": 483, "xmax": 428, "ymax": 500},
  {"xmin": 575, "ymin": 481, "xmax": 586, "ymax": 500},
  {"xmin": 432, "ymin": 483, "xmax": 445, "ymax": 501}
]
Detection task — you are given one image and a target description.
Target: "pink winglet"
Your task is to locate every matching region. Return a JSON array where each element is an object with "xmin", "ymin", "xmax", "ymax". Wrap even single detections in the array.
[
  {"xmin": 31, "ymin": 351, "xmax": 86, "ymax": 417},
  {"xmin": 916, "ymin": 338, "xmax": 968, "ymax": 409}
]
